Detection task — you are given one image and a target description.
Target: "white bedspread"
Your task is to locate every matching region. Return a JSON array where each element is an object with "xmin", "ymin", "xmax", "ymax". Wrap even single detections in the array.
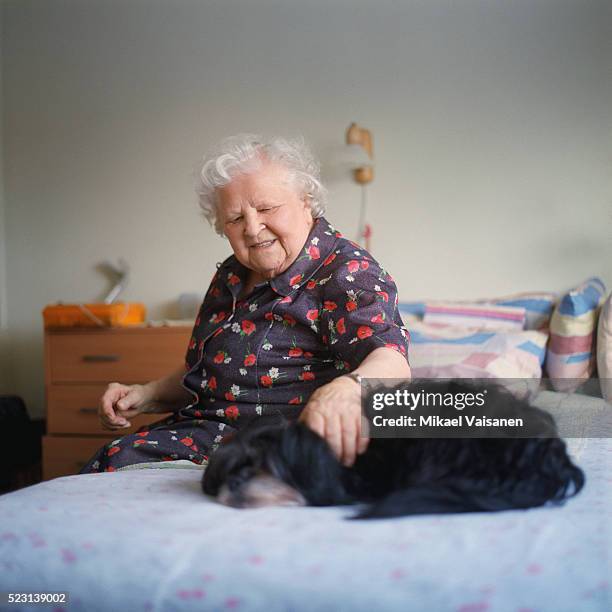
[{"xmin": 1, "ymin": 402, "xmax": 611, "ymax": 611}]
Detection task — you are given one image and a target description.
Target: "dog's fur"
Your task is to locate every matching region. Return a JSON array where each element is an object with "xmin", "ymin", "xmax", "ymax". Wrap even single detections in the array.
[{"xmin": 202, "ymin": 381, "xmax": 585, "ymax": 518}]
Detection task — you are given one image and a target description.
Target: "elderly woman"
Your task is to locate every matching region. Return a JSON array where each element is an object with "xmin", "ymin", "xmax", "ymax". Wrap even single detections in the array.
[{"xmin": 80, "ymin": 135, "xmax": 410, "ymax": 474}]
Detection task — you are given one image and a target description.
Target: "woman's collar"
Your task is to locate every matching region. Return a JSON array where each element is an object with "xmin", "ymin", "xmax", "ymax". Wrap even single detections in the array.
[
  {"xmin": 216, "ymin": 217, "xmax": 342, "ymax": 298},
  {"xmin": 269, "ymin": 217, "xmax": 342, "ymax": 297}
]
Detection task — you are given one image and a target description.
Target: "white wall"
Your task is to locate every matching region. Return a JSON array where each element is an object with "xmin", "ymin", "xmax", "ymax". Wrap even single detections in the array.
[
  {"xmin": 0, "ymin": 3, "xmax": 11, "ymax": 395},
  {"xmin": 2, "ymin": 0, "xmax": 611, "ymax": 418}
]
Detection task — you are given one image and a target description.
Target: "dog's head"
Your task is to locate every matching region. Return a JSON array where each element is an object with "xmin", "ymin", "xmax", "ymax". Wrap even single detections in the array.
[{"xmin": 202, "ymin": 416, "xmax": 349, "ymax": 508}]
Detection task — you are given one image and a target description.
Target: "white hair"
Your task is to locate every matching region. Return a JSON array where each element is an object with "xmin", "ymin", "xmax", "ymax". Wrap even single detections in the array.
[{"xmin": 196, "ymin": 133, "xmax": 328, "ymax": 235}]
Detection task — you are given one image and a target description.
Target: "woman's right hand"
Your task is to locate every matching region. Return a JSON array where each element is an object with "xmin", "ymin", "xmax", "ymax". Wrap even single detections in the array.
[{"xmin": 99, "ymin": 382, "xmax": 158, "ymax": 430}]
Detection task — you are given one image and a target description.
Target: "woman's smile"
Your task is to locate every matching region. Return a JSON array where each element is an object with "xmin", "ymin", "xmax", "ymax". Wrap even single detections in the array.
[
  {"xmin": 250, "ymin": 239, "xmax": 277, "ymax": 249},
  {"xmin": 218, "ymin": 161, "xmax": 314, "ymax": 281}
]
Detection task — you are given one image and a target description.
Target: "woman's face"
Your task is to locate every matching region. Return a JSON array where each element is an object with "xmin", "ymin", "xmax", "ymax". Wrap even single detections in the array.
[{"xmin": 217, "ymin": 162, "xmax": 315, "ymax": 282}]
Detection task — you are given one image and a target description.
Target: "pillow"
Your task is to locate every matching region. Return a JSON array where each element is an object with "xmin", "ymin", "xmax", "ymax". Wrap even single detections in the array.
[
  {"xmin": 398, "ymin": 301, "xmax": 425, "ymax": 323},
  {"xmin": 480, "ymin": 292, "xmax": 557, "ymax": 330},
  {"xmin": 597, "ymin": 292, "xmax": 612, "ymax": 403},
  {"xmin": 423, "ymin": 302, "xmax": 526, "ymax": 331},
  {"xmin": 408, "ymin": 320, "xmax": 547, "ymax": 383},
  {"xmin": 399, "ymin": 292, "xmax": 556, "ymax": 330},
  {"xmin": 546, "ymin": 277, "xmax": 607, "ymax": 392}
]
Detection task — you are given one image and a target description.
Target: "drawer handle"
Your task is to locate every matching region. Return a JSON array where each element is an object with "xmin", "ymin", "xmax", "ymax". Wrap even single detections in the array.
[
  {"xmin": 78, "ymin": 407, "xmax": 98, "ymax": 414},
  {"xmin": 82, "ymin": 354, "xmax": 120, "ymax": 362}
]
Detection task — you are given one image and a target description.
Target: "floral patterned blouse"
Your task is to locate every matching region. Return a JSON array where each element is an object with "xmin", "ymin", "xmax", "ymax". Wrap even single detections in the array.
[
  {"xmin": 80, "ymin": 216, "xmax": 411, "ymax": 473},
  {"xmin": 179, "ymin": 216, "xmax": 410, "ymax": 427}
]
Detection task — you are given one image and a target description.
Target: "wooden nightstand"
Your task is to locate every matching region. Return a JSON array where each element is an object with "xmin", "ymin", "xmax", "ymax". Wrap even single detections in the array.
[{"xmin": 43, "ymin": 326, "xmax": 192, "ymax": 479}]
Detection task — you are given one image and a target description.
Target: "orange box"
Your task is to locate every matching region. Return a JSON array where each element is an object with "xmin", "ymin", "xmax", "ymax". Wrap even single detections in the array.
[{"xmin": 42, "ymin": 303, "xmax": 146, "ymax": 329}]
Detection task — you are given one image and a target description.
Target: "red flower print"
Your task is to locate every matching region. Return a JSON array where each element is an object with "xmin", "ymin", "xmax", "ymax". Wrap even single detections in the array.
[
  {"xmin": 307, "ymin": 280, "xmax": 317, "ymax": 290},
  {"xmin": 134, "ymin": 439, "xmax": 146, "ymax": 446},
  {"xmin": 261, "ymin": 375, "xmax": 273, "ymax": 387},
  {"xmin": 241, "ymin": 320, "xmax": 255, "ymax": 335},
  {"xmin": 212, "ymin": 312, "xmax": 226, "ymax": 323},
  {"xmin": 289, "ymin": 347, "xmax": 303, "ymax": 357},
  {"xmin": 105, "ymin": 467, "xmax": 116, "ymax": 472},
  {"xmin": 189, "ymin": 337, "xmax": 196, "ymax": 350},
  {"xmin": 244, "ymin": 354, "xmax": 256, "ymax": 366},
  {"xmin": 195, "ymin": 316, "xmax": 201, "ymax": 326},
  {"xmin": 228, "ymin": 274, "xmax": 240, "ymax": 286},
  {"xmin": 346, "ymin": 301, "xmax": 357, "ymax": 312},
  {"xmin": 213, "ymin": 351, "xmax": 225, "ymax": 364},
  {"xmin": 306, "ymin": 309, "xmax": 319, "ymax": 321},
  {"xmin": 224, "ymin": 392, "xmax": 235, "ymax": 401},
  {"xmin": 280, "ymin": 296, "xmax": 292, "ymax": 304},
  {"xmin": 211, "ymin": 287, "xmax": 221, "ymax": 297},
  {"xmin": 208, "ymin": 376, "xmax": 217, "ymax": 390},
  {"xmin": 300, "ymin": 371, "xmax": 315, "ymax": 381},
  {"xmin": 107, "ymin": 446, "xmax": 120, "ymax": 456},
  {"xmin": 357, "ymin": 326, "xmax": 373, "ymax": 339},
  {"xmin": 289, "ymin": 274, "xmax": 303, "ymax": 287},
  {"xmin": 136, "ymin": 431, "xmax": 149, "ymax": 437},
  {"xmin": 162, "ymin": 456, "xmax": 173, "ymax": 461},
  {"xmin": 337, "ymin": 317, "xmax": 346, "ymax": 334},
  {"xmin": 283, "ymin": 314, "xmax": 296, "ymax": 326},
  {"xmin": 194, "ymin": 410, "xmax": 202, "ymax": 417},
  {"xmin": 180, "ymin": 437, "xmax": 194, "ymax": 446},
  {"xmin": 360, "ymin": 261, "xmax": 369, "ymax": 270},
  {"xmin": 289, "ymin": 397, "xmax": 302, "ymax": 405},
  {"xmin": 323, "ymin": 301, "xmax": 337, "ymax": 311},
  {"xmin": 190, "ymin": 444, "xmax": 198, "ymax": 452},
  {"xmin": 371, "ymin": 313, "xmax": 385, "ymax": 324},
  {"xmin": 265, "ymin": 312, "xmax": 274, "ymax": 321},
  {"xmin": 307, "ymin": 245, "xmax": 320, "ymax": 259},
  {"xmin": 304, "ymin": 351, "xmax": 314, "ymax": 358},
  {"xmin": 225, "ymin": 406, "xmax": 240, "ymax": 420},
  {"xmin": 347, "ymin": 260, "xmax": 360, "ymax": 273},
  {"xmin": 323, "ymin": 253, "xmax": 336, "ymax": 266},
  {"xmin": 377, "ymin": 291, "xmax": 389, "ymax": 302}
]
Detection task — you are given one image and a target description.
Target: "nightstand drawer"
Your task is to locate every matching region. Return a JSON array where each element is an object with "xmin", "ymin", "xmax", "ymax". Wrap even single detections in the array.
[
  {"xmin": 47, "ymin": 328, "xmax": 190, "ymax": 383},
  {"xmin": 47, "ymin": 384, "xmax": 169, "ymax": 435},
  {"xmin": 43, "ymin": 326, "xmax": 192, "ymax": 481},
  {"xmin": 43, "ymin": 435, "xmax": 112, "ymax": 479}
]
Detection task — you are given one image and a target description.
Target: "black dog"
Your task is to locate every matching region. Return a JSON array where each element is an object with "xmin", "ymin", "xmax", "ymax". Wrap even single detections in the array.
[{"xmin": 202, "ymin": 381, "xmax": 585, "ymax": 518}]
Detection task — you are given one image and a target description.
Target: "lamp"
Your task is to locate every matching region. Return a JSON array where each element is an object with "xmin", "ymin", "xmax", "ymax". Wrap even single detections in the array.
[
  {"xmin": 345, "ymin": 122, "xmax": 374, "ymax": 184},
  {"xmin": 345, "ymin": 122, "xmax": 374, "ymax": 250}
]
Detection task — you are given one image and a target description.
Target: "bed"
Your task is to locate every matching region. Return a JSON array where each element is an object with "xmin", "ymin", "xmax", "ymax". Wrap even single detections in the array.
[
  {"xmin": 0, "ymin": 389, "xmax": 611, "ymax": 612},
  {"xmin": 2, "ymin": 281, "xmax": 611, "ymax": 611}
]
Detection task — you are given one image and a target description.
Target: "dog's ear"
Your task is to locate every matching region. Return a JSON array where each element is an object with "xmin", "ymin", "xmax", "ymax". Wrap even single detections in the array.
[
  {"xmin": 218, "ymin": 474, "xmax": 307, "ymax": 508},
  {"xmin": 276, "ymin": 423, "xmax": 353, "ymax": 506}
]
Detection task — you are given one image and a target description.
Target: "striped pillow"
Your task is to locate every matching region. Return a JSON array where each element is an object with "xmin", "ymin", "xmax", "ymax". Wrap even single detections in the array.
[
  {"xmin": 481, "ymin": 292, "xmax": 557, "ymax": 330},
  {"xmin": 547, "ymin": 277, "xmax": 607, "ymax": 392},
  {"xmin": 424, "ymin": 302, "xmax": 526, "ymax": 331},
  {"xmin": 407, "ymin": 321, "xmax": 547, "ymax": 394},
  {"xmin": 597, "ymin": 292, "xmax": 612, "ymax": 403},
  {"xmin": 397, "ymin": 301, "xmax": 425, "ymax": 323},
  {"xmin": 399, "ymin": 293, "xmax": 556, "ymax": 330}
]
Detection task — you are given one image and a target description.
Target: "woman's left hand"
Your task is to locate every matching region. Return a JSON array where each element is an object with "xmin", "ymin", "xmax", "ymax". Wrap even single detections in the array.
[{"xmin": 298, "ymin": 376, "xmax": 369, "ymax": 467}]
